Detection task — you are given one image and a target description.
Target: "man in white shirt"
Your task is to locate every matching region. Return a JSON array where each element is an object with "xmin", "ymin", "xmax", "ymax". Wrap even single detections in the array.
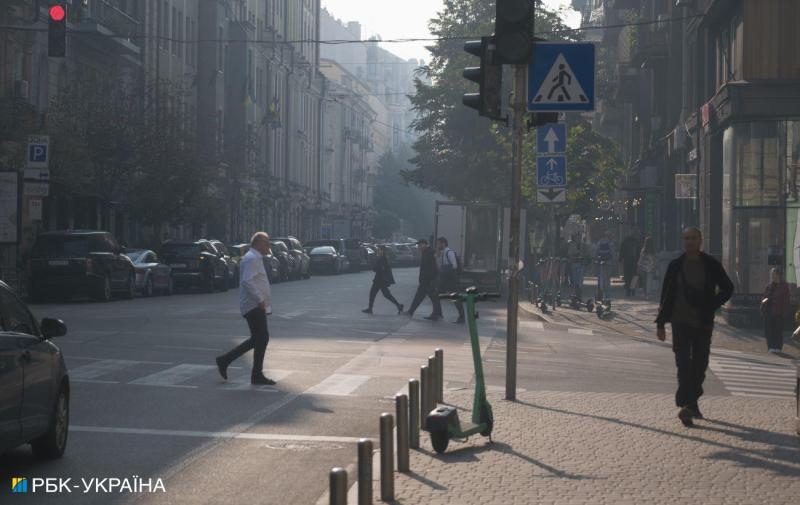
[
  {"xmin": 216, "ymin": 231, "xmax": 275, "ymax": 385},
  {"xmin": 436, "ymin": 237, "xmax": 465, "ymax": 323}
]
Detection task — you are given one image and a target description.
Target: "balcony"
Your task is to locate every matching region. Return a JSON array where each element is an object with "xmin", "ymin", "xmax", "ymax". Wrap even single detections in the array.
[{"xmin": 77, "ymin": 0, "xmax": 142, "ymax": 57}]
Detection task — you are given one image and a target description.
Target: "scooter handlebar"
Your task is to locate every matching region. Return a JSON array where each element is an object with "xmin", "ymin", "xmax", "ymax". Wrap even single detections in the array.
[{"xmin": 439, "ymin": 292, "xmax": 501, "ymax": 302}]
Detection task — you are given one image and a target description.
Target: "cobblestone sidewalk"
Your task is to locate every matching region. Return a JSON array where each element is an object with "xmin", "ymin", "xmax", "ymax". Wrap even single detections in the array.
[
  {"xmin": 383, "ymin": 390, "xmax": 800, "ymax": 505},
  {"xmin": 523, "ymin": 279, "xmax": 800, "ymax": 359}
]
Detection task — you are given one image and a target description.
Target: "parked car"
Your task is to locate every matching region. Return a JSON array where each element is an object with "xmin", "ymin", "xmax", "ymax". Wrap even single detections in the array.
[
  {"xmin": 305, "ymin": 239, "xmax": 347, "ymax": 267},
  {"xmin": 124, "ymin": 249, "xmax": 173, "ymax": 297},
  {"xmin": 309, "ymin": 246, "xmax": 349, "ymax": 275},
  {"xmin": 363, "ymin": 245, "xmax": 377, "ymax": 269},
  {"xmin": 269, "ymin": 241, "xmax": 295, "ymax": 282},
  {"xmin": 209, "ymin": 240, "xmax": 239, "ymax": 288},
  {"xmin": 273, "ymin": 236, "xmax": 311, "ymax": 280},
  {"xmin": 393, "ymin": 243, "xmax": 417, "ymax": 267},
  {"xmin": 0, "ymin": 280, "xmax": 70, "ymax": 459},
  {"xmin": 28, "ymin": 230, "xmax": 136, "ymax": 302},
  {"xmin": 159, "ymin": 240, "xmax": 228, "ymax": 293}
]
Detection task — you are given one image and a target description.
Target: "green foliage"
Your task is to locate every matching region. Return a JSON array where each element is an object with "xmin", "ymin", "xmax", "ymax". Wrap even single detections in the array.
[{"xmin": 406, "ymin": 0, "xmax": 622, "ymax": 224}]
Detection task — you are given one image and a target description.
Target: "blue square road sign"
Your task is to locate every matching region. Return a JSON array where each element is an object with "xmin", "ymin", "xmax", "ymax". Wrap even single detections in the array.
[
  {"xmin": 537, "ymin": 156, "xmax": 567, "ymax": 187},
  {"xmin": 536, "ymin": 123, "xmax": 567, "ymax": 154},
  {"xmin": 528, "ymin": 42, "xmax": 595, "ymax": 112}
]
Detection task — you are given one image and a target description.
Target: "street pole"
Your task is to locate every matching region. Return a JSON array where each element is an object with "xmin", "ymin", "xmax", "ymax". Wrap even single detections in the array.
[{"xmin": 505, "ymin": 63, "xmax": 526, "ymax": 401}]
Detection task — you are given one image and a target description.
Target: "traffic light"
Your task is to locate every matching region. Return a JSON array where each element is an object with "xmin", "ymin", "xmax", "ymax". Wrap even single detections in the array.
[
  {"xmin": 462, "ymin": 37, "xmax": 502, "ymax": 120},
  {"xmin": 48, "ymin": 3, "xmax": 67, "ymax": 58},
  {"xmin": 494, "ymin": 0, "xmax": 533, "ymax": 65}
]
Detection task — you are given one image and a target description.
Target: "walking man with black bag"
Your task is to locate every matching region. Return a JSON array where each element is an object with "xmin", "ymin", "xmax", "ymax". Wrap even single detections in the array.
[
  {"xmin": 216, "ymin": 231, "xmax": 276, "ymax": 385},
  {"xmin": 406, "ymin": 239, "xmax": 442, "ymax": 320},
  {"xmin": 656, "ymin": 227, "xmax": 734, "ymax": 427}
]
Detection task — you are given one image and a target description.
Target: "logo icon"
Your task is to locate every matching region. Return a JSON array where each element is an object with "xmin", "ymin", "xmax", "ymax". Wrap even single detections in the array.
[{"xmin": 12, "ymin": 478, "xmax": 28, "ymax": 493}]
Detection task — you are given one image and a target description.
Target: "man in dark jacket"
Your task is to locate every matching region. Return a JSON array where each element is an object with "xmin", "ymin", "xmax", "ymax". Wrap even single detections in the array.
[
  {"xmin": 406, "ymin": 239, "xmax": 442, "ymax": 320},
  {"xmin": 656, "ymin": 227, "xmax": 734, "ymax": 427}
]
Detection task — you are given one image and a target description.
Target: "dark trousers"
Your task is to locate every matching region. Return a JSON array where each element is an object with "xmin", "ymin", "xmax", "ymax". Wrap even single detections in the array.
[
  {"xmin": 623, "ymin": 260, "xmax": 637, "ymax": 295},
  {"xmin": 408, "ymin": 281, "xmax": 442, "ymax": 316},
  {"xmin": 671, "ymin": 323, "xmax": 712, "ymax": 408},
  {"xmin": 369, "ymin": 283, "xmax": 400, "ymax": 309},
  {"xmin": 764, "ymin": 315, "xmax": 784, "ymax": 350},
  {"xmin": 221, "ymin": 307, "xmax": 269, "ymax": 378}
]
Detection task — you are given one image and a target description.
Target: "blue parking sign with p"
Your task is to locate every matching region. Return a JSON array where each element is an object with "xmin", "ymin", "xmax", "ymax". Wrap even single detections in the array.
[{"xmin": 29, "ymin": 144, "xmax": 48, "ymax": 163}]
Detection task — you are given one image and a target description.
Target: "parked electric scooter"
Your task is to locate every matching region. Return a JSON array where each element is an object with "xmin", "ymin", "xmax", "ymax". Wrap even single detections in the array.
[{"xmin": 424, "ymin": 287, "xmax": 499, "ymax": 454}]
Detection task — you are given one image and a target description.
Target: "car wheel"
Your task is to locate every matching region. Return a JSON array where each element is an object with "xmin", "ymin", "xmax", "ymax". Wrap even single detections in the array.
[
  {"xmin": 31, "ymin": 384, "xmax": 69, "ymax": 460},
  {"xmin": 218, "ymin": 271, "xmax": 229, "ymax": 292},
  {"xmin": 122, "ymin": 272, "xmax": 136, "ymax": 299},
  {"xmin": 95, "ymin": 275, "xmax": 112, "ymax": 302},
  {"xmin": 144, "ymin": 276, "xmax": 154, "ymax": 297}
]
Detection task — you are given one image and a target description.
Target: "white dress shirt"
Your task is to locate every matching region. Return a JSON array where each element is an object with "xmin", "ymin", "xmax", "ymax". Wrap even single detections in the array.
[{"xmin": 239, "ymin": 248, "xmax": 272, "ymax": 316}]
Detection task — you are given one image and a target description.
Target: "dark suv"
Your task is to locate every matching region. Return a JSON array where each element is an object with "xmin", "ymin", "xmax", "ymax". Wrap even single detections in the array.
[
  {"xmin": 159, "ymin": 240, "xmax": 228, "ymax": 293},
  {"xmin": 28, "ymin": 230, "xmax": 136, "ymax": 302}
]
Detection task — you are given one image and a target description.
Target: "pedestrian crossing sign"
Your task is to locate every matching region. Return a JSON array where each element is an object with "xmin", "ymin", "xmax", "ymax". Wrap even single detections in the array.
[{"xmin": 528, "ymin": 42, "xmax": 595, "ymax": 112}]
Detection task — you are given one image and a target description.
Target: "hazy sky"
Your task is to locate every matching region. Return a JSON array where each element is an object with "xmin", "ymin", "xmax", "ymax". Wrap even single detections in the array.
[{"xmin": 320, "ymin": 0, "xmax": 581, "ymax": 62}]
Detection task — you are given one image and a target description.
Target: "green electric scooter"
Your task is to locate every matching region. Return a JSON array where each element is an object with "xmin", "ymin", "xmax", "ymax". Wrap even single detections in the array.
[{"xmin": 424, "ymin": 287, "xmax": 500, "ymax": 454}]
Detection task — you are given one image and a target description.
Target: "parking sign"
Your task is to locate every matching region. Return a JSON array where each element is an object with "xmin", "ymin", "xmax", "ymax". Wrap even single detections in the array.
[{"xmin": 27, "ymin": 135, "xmax": 50, "ymax": 169}]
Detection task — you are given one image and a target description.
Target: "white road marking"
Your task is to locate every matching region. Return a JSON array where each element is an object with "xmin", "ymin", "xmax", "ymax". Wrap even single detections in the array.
[
  {"xmin": 568, "ymin": 328, "xmax": 593, "ymax": 335},
  {"xmin": 69, "ymin": 359, "xmax": 140, "ymax": 380},
  {"xmin": 156, "ymin": 345, "xmax": 223, "ymax": 352},
  {"xmin": 336, "ymin": 340, "xmax": 374, "ymax": 344},
  {"xmin": 281, "ymin": 311, "xmax": 307, "ymax": 318},
  {"xmin": 304, "ymin": 373, "xmax": 371, "ymax": 396},
  {"xmin": 520, "ymin": 321, "xmax": 544, "ymax": 330},
  {"xmin": 70, "ymin": 425, "xmax": 364, "ymax": 444},
  {"xmin": 71, "ymin": 379, "xmax": 119, "ymax": 384},
  {"xmin": 129, "ymin": 364, "xmax": 215, "ymax": 388},
  {"xmin": 709, "ymin": 356, "xmax": 796, "ymax": 398},
  {"xmin": 68, "ymin": 356, "xmax": 173, "ymax": 365}
]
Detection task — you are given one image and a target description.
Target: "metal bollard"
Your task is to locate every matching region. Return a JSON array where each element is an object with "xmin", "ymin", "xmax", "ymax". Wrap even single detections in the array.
[
  {"xmin": 379, "ymin": 413, "xmax": 394, "ymax": 501},
  {"xmin": 395, "ymin": 394, "xmax": 409, "ymax": 472},
  {"xmin": 357, "ymin": 439, "xmax": 372, "ymax": 505},
  {"xmin": 329, "ymin": 467, "xmax": 347, "ymax": 505},
  {"xmin": 420, "ymin": 365, "xmax": 429, "ymax": 422},
  {"xmin": 428, "ymin": 355, "xmax": 437, "ymax": 412},
  {"xmin": 435, "ymin": 348, "xmax": 444, "ymax": 403},
  {"xmin": 408, "ymin": 379, "xmax": 420, "ymax": 448}
]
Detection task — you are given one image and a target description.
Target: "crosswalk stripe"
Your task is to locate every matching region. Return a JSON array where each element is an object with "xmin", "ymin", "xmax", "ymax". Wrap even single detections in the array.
[
  {"xmin": 129, "ymin": 364, "xmax": 215, "ymax": 388},
  {"xmin": 726, "ymin": 390, "xmax": 795, "ymax": 399},
  {"xmin": 520, "ymin": 321, "xmax": 544, "ymax": 330},
  {"xmin": 70, "ymin": 359, "xmax": 140, "ymax": 380},
  {"xmin": 709, "ymin": 355, "xmax": 796, "ymax": 399},
  {"xmin": 711, "ymin": 357, "xmax": 793, "ymax": 368},
  {"xmin": 724, "ymin": 385, "xmax": 794, "ymax": 396},
  {"xmin": 304, "ymin": 374, "xmax": 371, "ymax": 396},
  {"xmin": 709, "ymin": 365, "xmax": 795, "ymax": 377},
  {"xmin": 568, "ymin": 328, "xmax": 593, "ymax": 335},
  {"xmin": 222, "ymin": 369, "xmax": 294, "ymax": 390}
]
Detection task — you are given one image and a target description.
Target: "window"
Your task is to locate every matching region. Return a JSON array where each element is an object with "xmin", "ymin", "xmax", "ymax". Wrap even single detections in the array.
[{"xmin": 0, "ymin": 288, "xmax": 38, "ymax": 336}]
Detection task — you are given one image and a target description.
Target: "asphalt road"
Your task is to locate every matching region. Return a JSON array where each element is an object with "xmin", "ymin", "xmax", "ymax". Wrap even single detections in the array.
[{"xmin": 3, "ymin": 268, "xmax": 795, "ymax": 504}]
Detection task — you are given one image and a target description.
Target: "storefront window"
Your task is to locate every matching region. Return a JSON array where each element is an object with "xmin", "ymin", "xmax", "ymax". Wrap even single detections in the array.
[{"xmin": 722, "ymin": 121, "xmax": 797, "ymax": 294}]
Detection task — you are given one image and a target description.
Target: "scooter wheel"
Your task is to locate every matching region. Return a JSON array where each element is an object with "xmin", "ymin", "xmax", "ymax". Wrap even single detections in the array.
[{"xmin": 430, "ymin": 430, "xmax": 449, "ymax": 454}]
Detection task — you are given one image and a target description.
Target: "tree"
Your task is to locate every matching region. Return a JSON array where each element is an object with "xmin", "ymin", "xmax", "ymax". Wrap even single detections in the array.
[{"xmin": 406, "ymin": 0, "xmax": 623, "ymax": 226}]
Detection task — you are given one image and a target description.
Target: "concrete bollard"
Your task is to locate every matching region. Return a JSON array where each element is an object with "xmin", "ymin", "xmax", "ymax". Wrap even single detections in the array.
[
  {"xmin": 435, "ymin": 348, "xmax": 444, "ymax": 403},
  {"xmin": 420, "ymin": 365, "xmax": 429, "ymax": 424},
  {"xmin": 395, "ymin": 394, "xmax": 410, "ymax": 472},
  {"xmin": 379, "ymin": 413, "xmax": 394, "ymax": 501},
  {"xmin": 357, "ymin": 439, "xmax": 372, "ymax": 505},
  {"xmin": 329, "ymin": 467, "xmax": 347, "ymax": 505},
  {"xmin": 408, "ymin": 378, "xmax": 420, "ymax": 448},
  {"xmin": 428, "ymin": 355, "xmax": 437, "ymax": 412}
]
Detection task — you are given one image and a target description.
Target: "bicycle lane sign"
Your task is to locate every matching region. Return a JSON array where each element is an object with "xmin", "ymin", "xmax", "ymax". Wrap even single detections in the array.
[{"xmin": 537, "ymin": 155, "xmax": 566, "ymax": 187}]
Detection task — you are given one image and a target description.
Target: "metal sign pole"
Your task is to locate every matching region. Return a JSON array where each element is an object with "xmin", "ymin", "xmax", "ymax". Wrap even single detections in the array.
[{"xmin": 505, "ymin": 63, "xmax": 526, "ymax": 401}]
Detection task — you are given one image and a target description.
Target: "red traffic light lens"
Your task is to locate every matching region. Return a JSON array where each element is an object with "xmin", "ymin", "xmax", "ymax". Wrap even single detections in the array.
[{"xmin": 50, "ymin": 5, "xmax": 66, "ymax": 22}]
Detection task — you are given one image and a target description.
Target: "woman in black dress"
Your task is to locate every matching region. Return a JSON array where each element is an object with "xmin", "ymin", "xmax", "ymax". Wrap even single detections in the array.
[{"xmin": 363, "ymin": 246, "xmax": 404, "ymax": 314}]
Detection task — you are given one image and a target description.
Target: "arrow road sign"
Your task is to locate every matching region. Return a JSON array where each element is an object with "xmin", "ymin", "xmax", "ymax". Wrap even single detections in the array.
[
  {"xmin": 537, "ymin": 122, "xmax": 566, "ymax": 154},
  {"xmin": 537, "ymin": 186, "xmax": 566, "ymax": 203},
  {"xmin": 537, "ymin": 155, "xmax": 567, "ymax": 187},
  {"xmin": 528, "ymin": 42, "xmax": 595, "ymax": 112}
]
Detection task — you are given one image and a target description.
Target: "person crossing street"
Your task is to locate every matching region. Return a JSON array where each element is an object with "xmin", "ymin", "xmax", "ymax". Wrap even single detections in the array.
[
  {"xmin": 656, "ymin": 227, "xmax": 733, "ymax": 427},
  {"xmin": 362, "ymin": 245, "xmax": 404, "ymax": 314},
  {"xmin": 215, "ymin": 231, "xmax": 276, "ymax": 385},
  {"xmin": 436, "ymin": 237, "xmax": 465, "ymax": 324},
  {"xmin": 406, "ymin": 239, "xmax": 442, "ymax": 320}
]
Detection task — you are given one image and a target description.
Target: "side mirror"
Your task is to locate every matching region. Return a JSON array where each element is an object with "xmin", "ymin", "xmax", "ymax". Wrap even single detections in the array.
[{"xmin": 41, "ymin": 318, "xmax": 67, "ymax": 339}]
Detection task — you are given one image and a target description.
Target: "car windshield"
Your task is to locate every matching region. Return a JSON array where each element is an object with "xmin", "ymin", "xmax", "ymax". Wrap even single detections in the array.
[
  {"xmin": 306, "ymin": 240, "xmax": 341, "ymax": 251},
  {"xmin": 271, "ymin": 242, "xmax": 288, "ymax": 253},
  {"xmin": 125, "ymin": 250, "xmax": 147, "ymax": 263},
  {"xmin": 160, "ymin": 243, "xmax": 202, "ymax": 257},
  {"xmin": 311, "ymin": 246, "xmax": 336, "ymax": 255},
  {"xmin": 32, "ymin": 235, "xmax": 90, "ymax": 257}
]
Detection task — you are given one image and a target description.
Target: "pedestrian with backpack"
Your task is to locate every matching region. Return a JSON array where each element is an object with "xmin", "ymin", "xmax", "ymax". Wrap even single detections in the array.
[{"xmin": 436, "ymin": 237, "xmax": 466, "ymax": 324}]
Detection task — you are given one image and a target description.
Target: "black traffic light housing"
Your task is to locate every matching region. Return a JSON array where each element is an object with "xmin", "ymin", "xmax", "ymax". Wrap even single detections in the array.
[
  {"xmin": 494, "ymin": 0, "xmax": 533, "ymax": 65},
  {"xmin": 462, "ymin": 37, "xmax": 503, "ymax": 120},
  {"xmin": 48, "ymin": 3, "xmax": 67, "ymax": 58}
]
